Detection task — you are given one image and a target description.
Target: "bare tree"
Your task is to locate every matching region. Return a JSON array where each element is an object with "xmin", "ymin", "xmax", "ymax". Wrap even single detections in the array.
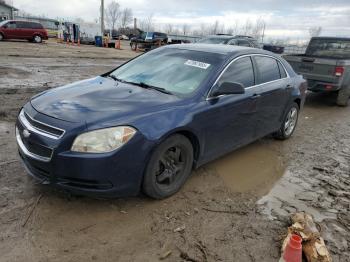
[
  {"xmin": 120, "ymin": 8, "xmax": 133, "ymax": 28},
  {"xmin": 251, "ymin": 17, "xmax": 266, "ymax": 42},
  {"xmin": 242, "ymin": 19, "xmax": 253, "ymax": 35},
  {"xmin": 211, "ymin": 20, "xmax": 220, "ymax": 35},
  {"xmin": 164, "ymin": 24, "xmax": 173, "ymax": 34},
  {"xmin": 139, "ymin": 14, "xmax": 154, "ymax": 31},
  {"xmin": 308, "ymin": 26, "xmax": 322, "ymax": 37},
  {"xmin": 105, "ymin": 0, "xmax": 121, "ymax": 32},
  {"xmin": 182, "ymin": 24, "xmax": 190, "ymax": 35}
]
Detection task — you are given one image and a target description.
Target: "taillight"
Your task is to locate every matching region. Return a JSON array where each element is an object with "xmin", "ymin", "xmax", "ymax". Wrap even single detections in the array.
[{"xmin": 334, "ymin": 66, "xmax": 344, "ymax": 77}]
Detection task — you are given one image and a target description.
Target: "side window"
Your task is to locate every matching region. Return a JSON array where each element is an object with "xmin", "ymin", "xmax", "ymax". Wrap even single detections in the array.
[
  {"xmin": 237, "ymin": 40, "xmax": 251, "ymax": 47},
  {"xmin": 228, "ymin": 39, "xmax": 238, "ymax": 45},
  {"xmin": 218, "ymin": 57, "xmax": 255, "ymax": 88},
  {"xmin": 254, "ymin": 56, "xmax": 280, "ymax": 84},
  {"xmin": 16, "ymin": 22, "xmax": 28, "ymax": 29},
  {"xmin": 278, "ymin": 61, "xmax": 287, "ymax": 78},
  {"xmin": 7, "ymin": 21, "xmax": 16, "ymax": 29}
]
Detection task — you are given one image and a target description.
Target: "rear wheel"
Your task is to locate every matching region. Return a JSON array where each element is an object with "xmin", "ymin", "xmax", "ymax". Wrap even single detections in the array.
[
  {"xmin": 336, "ymin": 87, "xmax": 349, "ymax": 107},
  {"xmin": 33, "ymin": 35, "xmax": 42, "ymax": 43},
  {"xmin": 274, "ymin": 102, "xmax": 299, "ymax": 140},
  {"xmin": 142, "ymin": 134, "xmax": 193, "ymax": 199}
]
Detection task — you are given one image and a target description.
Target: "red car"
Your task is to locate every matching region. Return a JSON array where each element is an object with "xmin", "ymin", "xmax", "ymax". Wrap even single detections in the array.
[{"xmin": 0, "ymin": 20, "xmax": 48, "ymax": 43}]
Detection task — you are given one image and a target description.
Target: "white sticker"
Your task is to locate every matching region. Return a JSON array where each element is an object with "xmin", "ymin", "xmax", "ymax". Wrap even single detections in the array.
[{"xmin": 184, "ymin": 60, "xmax": 211, "ymax": 69}]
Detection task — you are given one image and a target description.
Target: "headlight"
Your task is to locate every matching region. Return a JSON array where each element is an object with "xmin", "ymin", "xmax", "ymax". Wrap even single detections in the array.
[{"xmin": 71, "ymin": 126, "xmax": 136, "ymax": 153}]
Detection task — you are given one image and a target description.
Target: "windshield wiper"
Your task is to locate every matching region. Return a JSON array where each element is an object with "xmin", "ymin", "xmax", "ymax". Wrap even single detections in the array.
[
  {"xmin": 128, "ymin": 82, "xmax": 174, "ymax": 95},
  {"xmin": 107, "ymin": 74, "xmax": 125, "ymax": 83}
]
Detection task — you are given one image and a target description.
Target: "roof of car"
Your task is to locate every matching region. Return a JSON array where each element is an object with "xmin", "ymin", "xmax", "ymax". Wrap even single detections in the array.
[{"xmin": 164, "ymin": 43, "xmax": 271, "ymax": 56}]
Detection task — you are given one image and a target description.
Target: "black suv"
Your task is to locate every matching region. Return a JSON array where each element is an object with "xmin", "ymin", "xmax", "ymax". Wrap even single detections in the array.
[
  {"xmin": 130, "ymin": 31, "xmax": 168, "ymax": 51},
  {"xmin": 197, "ymin": 35, "xmax": 260, "ymax": 48}
]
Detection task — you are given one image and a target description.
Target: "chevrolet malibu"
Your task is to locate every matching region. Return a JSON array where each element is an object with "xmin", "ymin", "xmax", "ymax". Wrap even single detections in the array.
[{"xmin": 16, "ymin": 44, "xmax": 306, "ymax": 199}]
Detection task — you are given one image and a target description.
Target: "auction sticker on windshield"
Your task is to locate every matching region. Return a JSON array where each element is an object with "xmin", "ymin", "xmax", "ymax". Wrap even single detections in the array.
[{"xmin": 184, "ymin": 60, "xmax": 211, "ymax": 69}]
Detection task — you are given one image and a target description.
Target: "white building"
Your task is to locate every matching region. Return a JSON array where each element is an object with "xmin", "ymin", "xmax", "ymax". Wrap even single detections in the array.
[{"xmin": 0, "ymin": 1, "xmax": 18, "ymax": 21}]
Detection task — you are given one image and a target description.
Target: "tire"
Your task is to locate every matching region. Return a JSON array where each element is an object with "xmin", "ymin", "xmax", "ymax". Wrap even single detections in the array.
[
  {"xmin": 142, "ymin": 134, "xmax": 194, "ymax": 199},
  {"xmin": 336, "ymin": 87, "xmax": 349, "ymax": 107},
  {"xmin": 131, "ymin": 42, "xmax": 137, "ymax": 51},
  {"xmin": 0, "ymin": 33, "xmax": 3, "ymax": 41},
  {"xmin": 33, "ymin": 35, "xmax": 42, "ymax": 43},
  {"xmin": 273, "ymin": 102, "xmax": 299, "ymax": 140}
]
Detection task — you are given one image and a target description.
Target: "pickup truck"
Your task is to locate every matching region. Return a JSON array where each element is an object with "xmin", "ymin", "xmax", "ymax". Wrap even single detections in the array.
[{"xmin": 284, "ymin": 37, "xmax": 350, "ymax": 106}]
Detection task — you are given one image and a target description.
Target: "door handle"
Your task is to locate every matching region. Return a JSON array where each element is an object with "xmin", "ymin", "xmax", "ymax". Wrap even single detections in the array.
[{"xmin": 250, "ymin": 94, "xmax": 261, "ymax": 100}]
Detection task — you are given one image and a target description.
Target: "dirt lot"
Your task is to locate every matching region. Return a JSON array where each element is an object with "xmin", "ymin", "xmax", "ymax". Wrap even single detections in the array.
[{"xmin": 0, "ymin": 40, "xmax": 349, "ymax": 262}]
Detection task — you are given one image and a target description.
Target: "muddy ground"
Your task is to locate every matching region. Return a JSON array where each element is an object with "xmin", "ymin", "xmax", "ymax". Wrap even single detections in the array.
[{"xmin": 0, "ymin": 40, "xmax": 349, "ymax": 262}]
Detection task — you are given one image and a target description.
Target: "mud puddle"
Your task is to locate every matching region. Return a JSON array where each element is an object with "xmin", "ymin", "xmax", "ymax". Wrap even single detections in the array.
[
  {"xmin": 257, "ymin": 169, "xmax": 338, "ymax": 222},
  {"xmin": 206, "ymin": 140, "xmax": 286, "ymax": 197}
]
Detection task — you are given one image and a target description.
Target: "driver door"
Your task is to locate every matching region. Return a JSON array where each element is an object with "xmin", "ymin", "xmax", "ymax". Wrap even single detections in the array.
[{"xmin": 201, "ymin": 56, "xmax": 262, "ymax": 161}]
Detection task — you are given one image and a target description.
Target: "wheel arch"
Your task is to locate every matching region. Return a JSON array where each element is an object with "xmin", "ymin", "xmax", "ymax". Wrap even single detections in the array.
[
  {"xmin": 157, "ymin": 128, "xmax": 201, "ymax": 167},
  {"xmin": 294, "ymin": 98, "xmax": 301, "ymax": 109}
]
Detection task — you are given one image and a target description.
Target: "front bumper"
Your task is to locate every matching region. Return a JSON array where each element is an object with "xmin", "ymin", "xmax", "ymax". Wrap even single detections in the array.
[{"xmin": 16, "ymin": 104, "xmax": 153, "ymax": 197}]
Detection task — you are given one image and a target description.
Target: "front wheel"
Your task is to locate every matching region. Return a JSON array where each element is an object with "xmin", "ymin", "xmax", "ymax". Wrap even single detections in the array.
[
  {"xmin": 131, "ymin": 42, "xmax": 137, "ymax": 51},
  {"xmin": 33, "ymin": 35, "xmax": 42, "ymax": 43},
  {"xmin": 273, "ymin": 102, "xmax": 299, "ymax": 140},
  {"xmin": 142, "ymin": 134, "xmax": 193, "ymax": 199}
]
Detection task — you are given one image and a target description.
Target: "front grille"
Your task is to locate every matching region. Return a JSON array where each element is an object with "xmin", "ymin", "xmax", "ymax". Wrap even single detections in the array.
[
  {"xmin": 24, "ymin": 112, "xmax": 64, "ymax": 137},
  {"xmin": 19, "ymin": 130, "xmax": 53, "ymax": 158},
  {"xmin": 21, "ymin": 110, "xmax": 65, "ymax": 139},
  {"xmin": 16, "ymin": 120, "xmax": 53, "ymax": 161}
]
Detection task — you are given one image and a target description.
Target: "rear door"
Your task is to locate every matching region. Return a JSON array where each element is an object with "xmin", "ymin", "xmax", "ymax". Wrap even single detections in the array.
[
  {"xmin": 253, "ymin": 55, "xmax": 292, "ymax": 137},
  {"xmin": 202, "ymin": 56, "xmax": 262, "ymax": 161}
]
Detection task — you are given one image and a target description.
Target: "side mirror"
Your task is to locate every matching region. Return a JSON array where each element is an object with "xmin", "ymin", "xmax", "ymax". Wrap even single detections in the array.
[{"xmin": 211, "ymin": 82, "xmax": 245, "ymax": 97}]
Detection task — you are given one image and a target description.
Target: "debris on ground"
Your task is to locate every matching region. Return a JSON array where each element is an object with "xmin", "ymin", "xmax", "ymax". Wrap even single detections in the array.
[{"xmin": 281, "ymin": 212, "xmax": 332, "ymax": 262}]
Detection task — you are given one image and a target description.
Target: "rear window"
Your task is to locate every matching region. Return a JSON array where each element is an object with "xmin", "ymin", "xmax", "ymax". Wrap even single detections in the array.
[
  {"xmin": 306, "ymin": 39, "xmax": 350, "ymax": 59},
  {"xmin": 255, "ymin": 56, "xmax": 281, "ymax": 84}
]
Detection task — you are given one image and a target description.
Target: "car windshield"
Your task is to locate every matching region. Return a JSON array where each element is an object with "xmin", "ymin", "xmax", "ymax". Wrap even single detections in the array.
[
  {"xmin": 197, "ymin": 37, "xmax": 229, "ymax": 44},
  {"xmin": 140, "ymin": 32, "xmax": 147, "ymax": 39},
  {"xmin": 306, "ymin": 39, "xmax": 350, "ymax": 59},
  {"xmin": 145, "ymin": 32, "xmax": 153, "ymax": 39},
  {"xmin": 110, "ymin": 48, "xmax": 223, "ymax": 95}
]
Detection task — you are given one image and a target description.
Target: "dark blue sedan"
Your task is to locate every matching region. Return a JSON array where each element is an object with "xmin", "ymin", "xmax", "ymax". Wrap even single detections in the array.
[{"xmin": 16, "ymin": 44, "xmax": 306, "ymax": 199}]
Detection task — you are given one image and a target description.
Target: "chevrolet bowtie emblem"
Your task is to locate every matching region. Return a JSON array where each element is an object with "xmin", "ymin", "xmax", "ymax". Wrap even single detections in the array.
[{"xmin": 23, "ymin": 129, "xmax": 31, "ymax": 138}]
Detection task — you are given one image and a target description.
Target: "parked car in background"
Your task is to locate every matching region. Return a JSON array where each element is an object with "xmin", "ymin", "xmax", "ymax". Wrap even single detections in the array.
[
  {"xmin": 0, "ymin": 20, "xmax": 48, "ymax": 43},
  {"xmin": 130, "ymin": 31, "xmax": 168, "ymax": 51},
  {"xmin": 284, "ymin": 37, "xmax": 350, "ymax": 106},
  {"xmin": 16, "ymin": 44, "xmax": 306, "ymax": 199},
  {"xmin": 197, "ymin": 35, "xmax": 261, "ymax": 48},
  {"xmin": 263, "ymin": 44, "xmax": 285, "ymax": 54}
]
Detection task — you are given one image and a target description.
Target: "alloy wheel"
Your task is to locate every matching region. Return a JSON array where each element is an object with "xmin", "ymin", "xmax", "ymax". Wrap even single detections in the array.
[
  {"xmin": 34, "ymin": 35, "xmax": 42, "ymax": 43},
  {"xmin": 284, "ymin": 107, "xmax": 298, "ymax": 136}
]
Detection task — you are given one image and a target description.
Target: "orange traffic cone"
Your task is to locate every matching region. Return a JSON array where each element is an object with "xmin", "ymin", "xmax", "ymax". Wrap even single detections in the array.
[{"xmin": 281, "ymin": 234, "xmax": 302, "ymax": 262}]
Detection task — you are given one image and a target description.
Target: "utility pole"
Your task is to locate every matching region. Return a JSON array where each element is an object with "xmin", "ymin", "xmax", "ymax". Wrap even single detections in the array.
[{"xmin": 100, "ymin": 0, "xmax": 104, "ymax": 36}]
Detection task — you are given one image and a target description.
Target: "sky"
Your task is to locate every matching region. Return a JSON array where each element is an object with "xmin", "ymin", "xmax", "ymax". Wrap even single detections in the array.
[{"xmin": 7, "ymin": 0, "xmax": 350, "ymax": 41}]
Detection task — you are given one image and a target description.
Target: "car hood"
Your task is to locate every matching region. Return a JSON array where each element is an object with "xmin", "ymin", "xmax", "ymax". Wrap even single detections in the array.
[{"xmin": 31, "ymin": 76, "xmax": 180, "ymax": 124}]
